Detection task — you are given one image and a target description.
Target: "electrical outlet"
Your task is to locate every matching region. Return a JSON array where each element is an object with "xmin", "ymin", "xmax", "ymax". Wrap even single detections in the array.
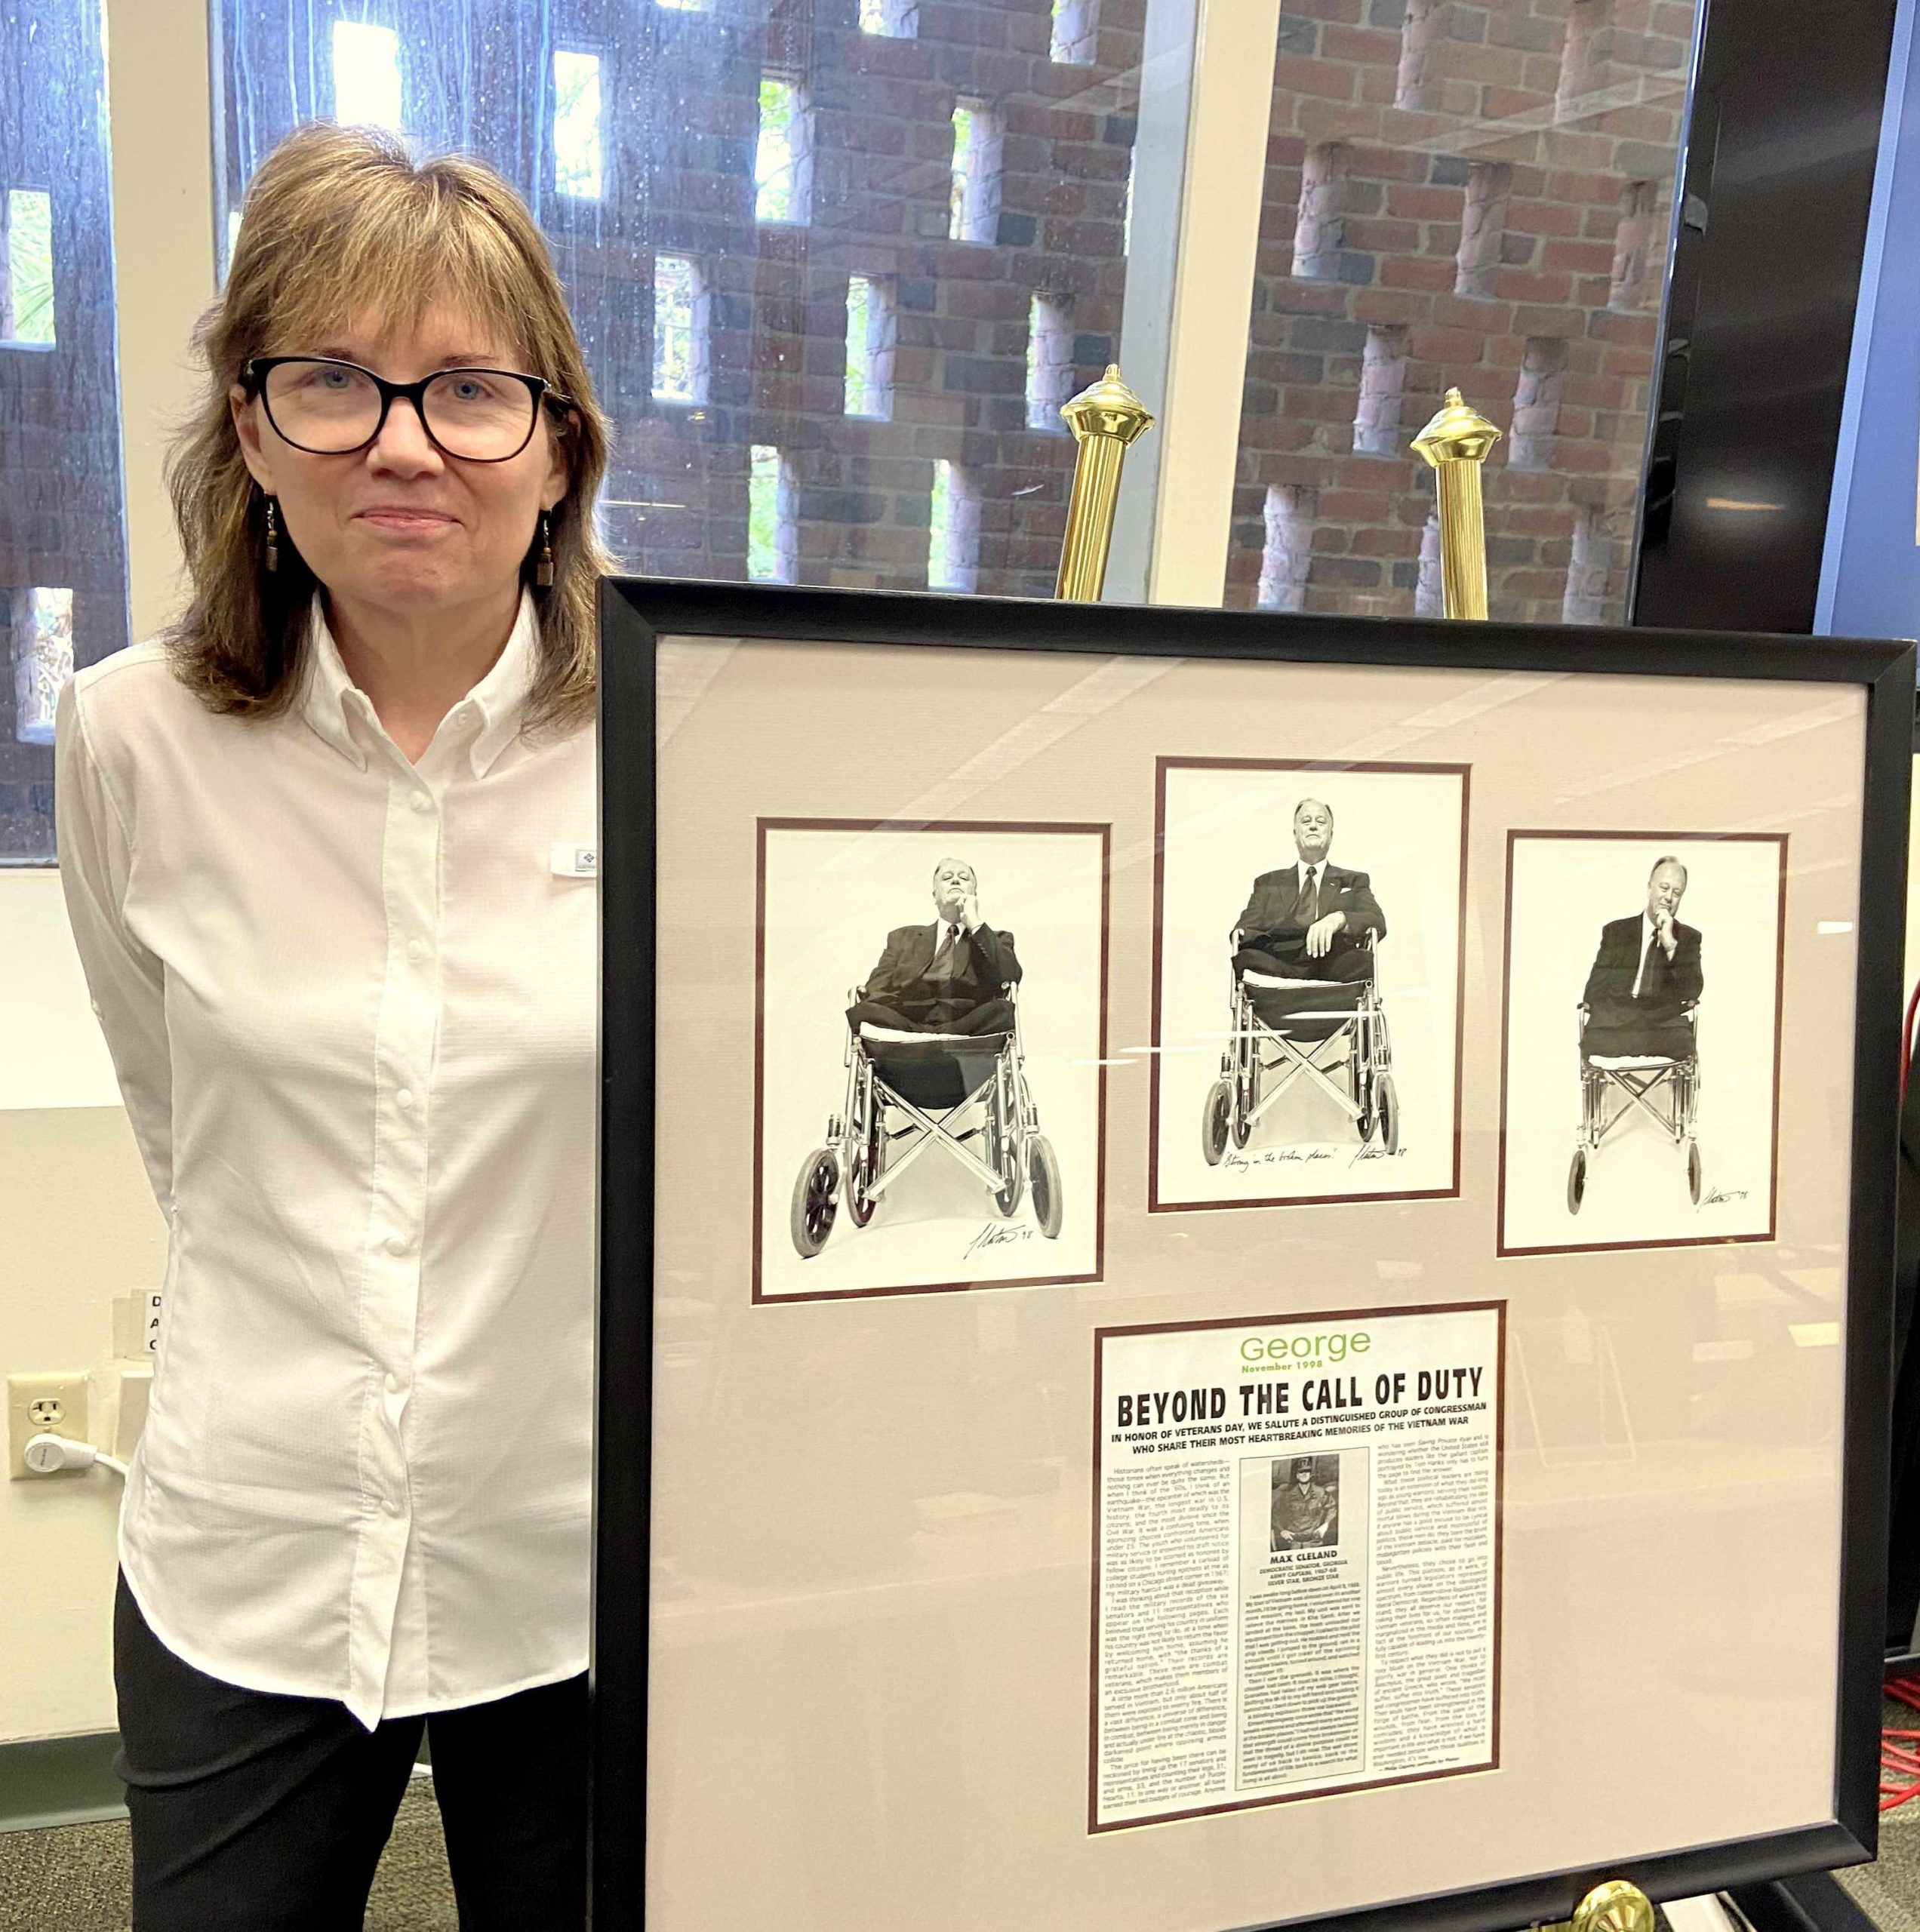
[{"xmin": 7, "ymin": 1372, "xmax": 90, "ymax": 1480}]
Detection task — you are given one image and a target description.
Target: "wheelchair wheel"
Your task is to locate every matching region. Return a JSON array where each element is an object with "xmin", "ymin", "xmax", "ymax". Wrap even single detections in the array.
[
  {"xmin": 1202, "ymin": 1078, "xmax": 1232, "ymax": 1166},
  {"xmin": 1687, "ymin": 1139, "xmax": 1702, "ymax": 1204},
  {"xmin": 847, "ymin": 1137, "xmax": 881, "ymax": 1228},
  {"xmin": 1566, "ymin": 1145, "xmax": 1587, "ymax": 1217},
  {"xmin": 1029, "ymin": 1134, "xmax": 1064, "ymax": 1240},
  {"xmin": 1376, "ymin": 1073, "xmax": 1398, "ymax": 1155},
  {"xmin": 988, "ymin": 1081, "xmax": 1023, "ymax": 1217},
  {"xmin": 790, "ymin": 1148, "xmax": 839, "ymax": 1257},
  {"xmin": 1231, "ymin": 1084, "xmax": 1253, "ymax": 1149}
]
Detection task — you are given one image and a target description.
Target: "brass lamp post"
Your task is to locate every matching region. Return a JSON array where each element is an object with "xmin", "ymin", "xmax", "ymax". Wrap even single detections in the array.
[
  {"xmin": 1411, "ymin": 386, "xmax": 1501, "ymax": 620},
  {"xmin": 1054, "ymin": 365, "xmax": 1155, "ymax": 602}
]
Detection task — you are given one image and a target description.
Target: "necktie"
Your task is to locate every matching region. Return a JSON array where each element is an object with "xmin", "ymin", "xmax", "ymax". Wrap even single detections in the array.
[
  {"xmin": 1292, "ymin": 866, "xmax": 1319, "ymax": 926},
  {"xmin": 1632, "ymin": 924, "xmax": 1657, "ymax": 998},
  {"xmin": 931, "ymin": 923, "xmax": 961, "ymax": 976}
]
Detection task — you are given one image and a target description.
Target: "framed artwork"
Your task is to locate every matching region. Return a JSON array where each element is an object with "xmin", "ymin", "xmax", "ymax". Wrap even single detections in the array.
[
  {"xmin": 595, "ymin": 579, "xmax": 1909, "ymax": 1932},
  {"xmin": 753, "ymin": 817, "xmax": 1109, "ymax": 1302},
  {"xmin": 1150, "ymin": 758, "xmax": 1469, "ymax": 1214},
  {"xmin": 1498, "ymin": 831, "xmax": 1789, "ymax": 1257}
]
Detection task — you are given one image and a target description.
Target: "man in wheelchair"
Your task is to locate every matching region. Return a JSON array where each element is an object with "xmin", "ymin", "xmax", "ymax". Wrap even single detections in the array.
[
  {"xmin": 1565, "ymin": 855, "xmax": 1706, "ymax": 1214},
  {"xmin": 1201, "ymin": 799, "xmax": 1399, "ymax": 1163},
  {"xmin": 790, "ymin": 856, "xmax": 1062, "ymax": 1258},
  {"xmin": 846, "ymin": 857, "xmax": 1023, "ymax": 1037},
  {"xmin": 1231, "ymin": 798, "xmax": 1386, "ymax": 988},
  {"xmin": 1580, "ymin": 856, "xmax": 1703, "ymax": 1058}
]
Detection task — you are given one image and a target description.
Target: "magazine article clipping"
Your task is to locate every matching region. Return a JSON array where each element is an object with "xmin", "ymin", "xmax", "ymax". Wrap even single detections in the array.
[{"xmin": 1092, "ymin": 1303, "xmax": 1503, "ymax": 1832}]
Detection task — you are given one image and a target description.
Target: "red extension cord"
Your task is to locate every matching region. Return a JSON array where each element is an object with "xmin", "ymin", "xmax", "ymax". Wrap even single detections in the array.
[{"xmin": 1882, "ymin": 1676, "xmax": 1920, "ymax": 1810}]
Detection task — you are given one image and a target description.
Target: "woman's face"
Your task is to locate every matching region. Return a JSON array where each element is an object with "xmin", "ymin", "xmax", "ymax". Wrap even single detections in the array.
[{"xmin": 231, "ymin": 300, "xmax": 569, "ymax": 622}]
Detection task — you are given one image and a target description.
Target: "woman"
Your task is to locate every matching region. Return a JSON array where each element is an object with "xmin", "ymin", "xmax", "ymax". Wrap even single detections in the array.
[{"xmin": 57, "ymin": 122, "xmax": 610, "ymax": 1930}]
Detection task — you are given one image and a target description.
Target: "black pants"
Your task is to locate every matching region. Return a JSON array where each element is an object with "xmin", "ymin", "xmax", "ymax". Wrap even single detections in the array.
[
  {"xmin": 845, "ymin": 996, "xmax": 1015, "ymax": 1035},
  {"xmin": 1233, "ymin": 943, "xmax": 1374, "ymax": 986},
  {"xmin": 113, "ymin": 1574, "xmax": 586, "ymax": 1931}
]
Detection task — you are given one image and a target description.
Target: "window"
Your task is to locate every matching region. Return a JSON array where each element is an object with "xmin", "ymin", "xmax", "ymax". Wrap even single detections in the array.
[
  {"xmin": 2, "ymin": 191, "xmax": 56, "ymax": 346},
  {"xmin": 1256, "ymin": 487, "xmax": 1313, "ymax": 612},
  {"xmin": 1352, "ymin": 326, "xmax": 1408, "ymax": 458},
  {"xmin": 928, "ymin": 461, "xmax": 980, "ymax": 592},
  {"xmin": 1051, "ymin": 0, "xmax": 1098, "ymax": 65},
  {"xmin": 1455, "ymin": 162, "xmax": 1511, "ymax": 301},
  {"xmin": 949, "ymin": 100, "xmax": 1004, "ymax": 245},
  {"xmin": 3, "ymin": 0, "xmax": 127, "ymax": 864},
  {"xmin": 1291, "ymin": 143, "xmax": 1356, "ymax": 283},
  {"xmin": 218, "ymin": 0, "xmax": 1152, "ymax": 602},
  {"xmin": 553, "ymin": 51, "xmax": 604, "ymax": 200},
  {"xmin": 1611, "ymin": 180, "xmax": 1660, "ymax": 312},
  {"xmin": 748, "ymin": 445, "xmax": 797, "ymax": 583},
  {"xmin": 331, "ymin": 20, "xmax": 404, "ymax": 134},
  {"xmin": 1228, "ymin": 0, "xmax": 1698, "ymax": 624},
  {"xmin": 755, "ymin": 76, "xmax": 813, "ymax": 226},
  {"xmin": 11, "ymin": 589, "xmax": 72, "ymax": 746},
  {"xmin": 858, "ymin": 0, "xmax": 918, "ymax": 35},
  {"xmin": 844, "ymin": 275, "xmax": 896, "ymax": 419},
  {"xmin": 1508, "ymin": 337, "xmax": 1568, "ymax": 471},
  {"xmin": 1026, "ymin": 294, "xmax": 1074, "ymax": 431},
  {"xmin": 653, "ymin": 256, "xmax": 708, "ymax": 404}
]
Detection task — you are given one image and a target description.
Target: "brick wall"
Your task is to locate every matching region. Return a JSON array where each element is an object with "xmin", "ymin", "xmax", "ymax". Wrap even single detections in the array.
[
  {"xmin": 221, "ymin": 0, "xmax": 1144, "ymax": 599},
  {"xmin": 0, "ymin": 8, "xmax": 131, "ymax": 862},
  {"xmin": 1227, "ymin": 0, "xmax": 1693, "ymax": 623}
]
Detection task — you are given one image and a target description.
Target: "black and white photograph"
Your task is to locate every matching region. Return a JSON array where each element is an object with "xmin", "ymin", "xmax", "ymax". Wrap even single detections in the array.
[
  {"xmin": 1499, "ymin": 832, "xmax": 1788, "ymax": 1255},
  {"xmin": 1151, "ymin": 759, "xmax": 1469, "ymax": 1211},
  {"xmin": 1270, "ymin": 1453, "xmax": 1343, "ymax": 1553},
  {"xmin": 755, "ymin": 818, "xmax": 1107, "ymax": 1300}
]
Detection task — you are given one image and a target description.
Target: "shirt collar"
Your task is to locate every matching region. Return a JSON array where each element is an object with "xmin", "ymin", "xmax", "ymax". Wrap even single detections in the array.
[{"xmin": 297, "ymin": 591, "xmax": 540, "ymax": 779}]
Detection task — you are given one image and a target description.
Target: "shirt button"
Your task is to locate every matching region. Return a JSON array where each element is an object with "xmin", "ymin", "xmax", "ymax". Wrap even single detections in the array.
[
  {"xmin": 411, "ymin": 792, "xmax": 432, "ymax": 814},
  {"xmin": 406, "ymin": 939, "xmax": 428, "ymax": 963},
  {"xmin": 383, "ymin": 1234, "xmax": 408, "ymax": 1257},
  {"xmin": 383, "ymin": 1491, "xmax": 405, "ymax": 1518},
  {"xmin": 395, "ymin": 1088, "xmax": 415, "ymax": 1111}
]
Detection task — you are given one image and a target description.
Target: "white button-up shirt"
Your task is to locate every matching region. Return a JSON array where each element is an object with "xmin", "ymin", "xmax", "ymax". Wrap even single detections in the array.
[{"xmin": 55, "ymin": 593, "xmax": 597, "ymax": 1727}]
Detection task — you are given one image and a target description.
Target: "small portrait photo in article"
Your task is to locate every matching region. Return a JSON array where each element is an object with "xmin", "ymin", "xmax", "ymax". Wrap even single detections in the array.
[
  {"xmin": 1152, "ymin": 760, "xmax": 1469, "ymax": 1211},
  {"xmin": 1269, "ymin": 1453, "xmax": 1343, "ymax": 1553},
  {"xmin": 1499, "ymin": 832, "xmax": 1787, "ymax": 1256},
  {"xmin": 755, "ymin": 819, "xmax": 1108, "ymax": 1302}
]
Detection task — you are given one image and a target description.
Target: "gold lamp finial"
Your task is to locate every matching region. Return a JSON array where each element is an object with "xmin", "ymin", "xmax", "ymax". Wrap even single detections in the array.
[
  {"xmin": 1571, "ymin": 1880, "xmax": 1657, "ymax": 1932},
  {"xmin": 1411, "ymin": 386, "xmax": 1503, "ymax": 469},
  {"xmin": 1054, "ymin": 365, "xmax": 1155, "ymax": 602},
  {"xmin": 1410, "ymin": 384, "xmax": 1501, "ymax": 620}
]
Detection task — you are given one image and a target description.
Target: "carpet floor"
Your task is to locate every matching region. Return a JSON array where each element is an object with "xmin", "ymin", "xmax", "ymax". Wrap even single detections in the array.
[{"xmin": 0, "ymin": 1772, "xmax": 457, "ymax": 1930}]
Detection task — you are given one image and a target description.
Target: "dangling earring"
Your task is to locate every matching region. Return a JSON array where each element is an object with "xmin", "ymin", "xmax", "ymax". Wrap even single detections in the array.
[
  {"xmin": 263, "ymin": 496, "xmax": 281, "ymax": 574},
  {"xmin": 535, "ymin": 512, "xmax": 555, "ymax": 588}
]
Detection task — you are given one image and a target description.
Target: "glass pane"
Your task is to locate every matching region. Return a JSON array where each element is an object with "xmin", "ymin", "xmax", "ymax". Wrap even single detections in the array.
[
  {"xmin": 1, "ymin": 2, "xmax": 129, "ymax": 865},
  {"xmin": 215, "ymin": 0, "xmax": 1165, "ymax": 596},
  {"xmin": 1225, "ymin": 0, "xmax": 1698, "ymax": 624}
]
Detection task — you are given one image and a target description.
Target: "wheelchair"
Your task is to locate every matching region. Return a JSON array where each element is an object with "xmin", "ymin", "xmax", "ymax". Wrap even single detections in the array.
[
  {"xmin": 1566, "ymin": 1001, "xmax": 1700, "ymax": 1214},
  {"xmin": 790, "ymin": 982, "xmax": 1063, "ymax": 1258},
  {"xmin": 1202, "ymin": 930, "xmax": 1396, "ymax": 1165}
]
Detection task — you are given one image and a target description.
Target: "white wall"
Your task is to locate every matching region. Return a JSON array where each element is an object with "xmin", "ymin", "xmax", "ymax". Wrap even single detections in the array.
[
  {"xmin": 0, "ymin": 0, "xmax": 212, "ymax": 1747},
  {"xmin": 1, "ymin": 880, "xmax": 168, "ymax": 1742}
]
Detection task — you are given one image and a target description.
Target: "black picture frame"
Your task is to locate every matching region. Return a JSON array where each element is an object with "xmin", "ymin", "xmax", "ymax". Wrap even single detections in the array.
[{"xmin": 593, "ymin": 575, "xmax": 1912, "ymax": 1932}]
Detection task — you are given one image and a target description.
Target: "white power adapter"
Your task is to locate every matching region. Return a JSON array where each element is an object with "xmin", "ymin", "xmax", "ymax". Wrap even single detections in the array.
[{"xmin": 23, "ymin": 1433, "xmax": 128, "ymax": 1479}]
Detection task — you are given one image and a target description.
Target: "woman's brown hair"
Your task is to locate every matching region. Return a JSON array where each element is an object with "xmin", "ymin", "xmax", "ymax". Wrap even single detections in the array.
[{"xmin": 166, "ymin": 122, "xmax": 611, "ymax": 736}]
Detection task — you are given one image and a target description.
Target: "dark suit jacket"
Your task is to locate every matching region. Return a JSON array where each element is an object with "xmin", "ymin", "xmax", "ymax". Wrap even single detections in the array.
[
  {"xmin": 860, "ymin": 921, "xmax": 1022, "ymax": 1020},
  {"xmin": 1235, "ymin": 863, "xmax": 1386, "ymax": 949},
  {"xmin": 1581, "ymin": 915, "xmax": 1703, "ymax": 1023}
]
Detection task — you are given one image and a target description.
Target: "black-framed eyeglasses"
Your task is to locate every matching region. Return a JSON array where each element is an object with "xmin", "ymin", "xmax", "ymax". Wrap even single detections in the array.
[{"xmin": 242, "ymin": 356, "xmax": 574, "ymax": 463}]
